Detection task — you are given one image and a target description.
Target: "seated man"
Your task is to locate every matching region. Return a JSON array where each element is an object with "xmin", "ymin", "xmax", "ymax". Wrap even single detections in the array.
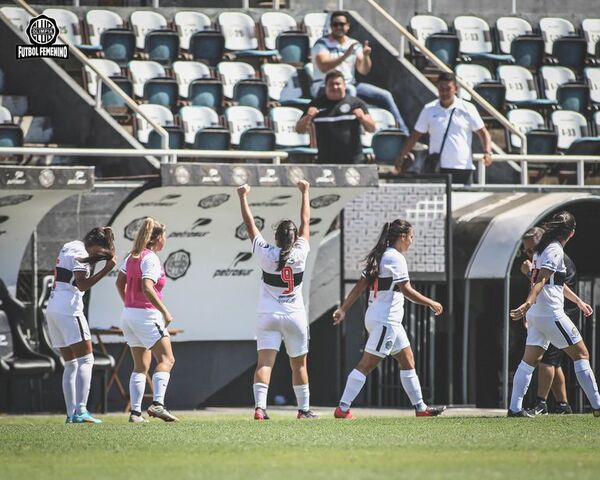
[
  {"xmin": 311, "ymin": 10, "xmax": 408, "ymax": 134},
  {"xmin": 296, "ymin": 70, "xmax": 375, "ymax": 164}
]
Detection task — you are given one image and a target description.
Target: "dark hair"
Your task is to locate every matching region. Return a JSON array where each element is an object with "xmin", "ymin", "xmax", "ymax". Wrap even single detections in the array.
[
  {"xmin": 521, "ymin": 226, "xmax": 544, "ymax": 244},
  {"xmin": 330, "ymin": 11, "xmax": 350, "ymax": 25},
  {"xmin": 80, "ymin": 227, "xmax": 115, "ymax": 264},
  {"xmin": 275, "ymin": 220, "xmax": 298, "ymax": 271},
  {"xmin": 325, "ymin": 70, "xmax": 345, "ymax": 85},
  {"xmin": 535, "ymin": 211, "xmax": 576, "ymax": 254},
  {"xmin": 437, "ymin": 72, "xmax": 457, "ymax": 85},
  {"xmin": 363, "ymin": 219, "xmax": 412, "ymax": 284}
]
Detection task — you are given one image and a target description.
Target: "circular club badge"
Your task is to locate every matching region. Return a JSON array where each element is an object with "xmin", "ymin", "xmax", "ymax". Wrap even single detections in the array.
[
  {"xmin": 26, "ymin": 15, "xmax": 59, "ymax": 47},
  {"xmin": 164, "ymin": 250, "xmax": 191, "ymax": 280}
]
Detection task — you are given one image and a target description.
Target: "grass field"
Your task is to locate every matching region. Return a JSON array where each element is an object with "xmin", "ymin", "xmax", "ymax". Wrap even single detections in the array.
[{"xmin": 1, "ymin": 409, "xmax": 600, "ymax": 480}]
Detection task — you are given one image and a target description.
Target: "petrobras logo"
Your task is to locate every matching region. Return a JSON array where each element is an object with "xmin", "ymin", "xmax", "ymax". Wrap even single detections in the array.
[
  {"xmin": 310, "ymin": 194, "xmax": 340, "ymax": 209},
  {"xmin": 0, "ymin": 194, "xmax": 33, "ymax": 207},
  {"xmin": 168, "ymin": 218, "xmax": 212, "ymax": 239},
  {"xmin": 315, "ymin": 168, "xmax": 336, "ymax": 185},
  {"xmin": 249, "ymin": 195, "xmax": 292, "ymax": 208},
  {"xmin": 201, "ymin": 167, "xmax": 222, "ymax": 184},
  {"xmin": 67, "ymin": 170, "xmax": 87, "ymax": 185},
  {"xmin": 213, "ymin": 252, "xmax": 254, "ymax": 278},
  {"xmin": 164, "ymin": 249, "xmax": 191, "ymax": 280},
  {"xmin": 235, "ymin": 216, "xmax": 264, "ymax": 240},
  {"xmin": 135, "ymin": 193, "xmax": 181, "ymax": 207},
  {"xmin": 6, "ymin": 170, "xmax": 26, "ymax": 186},
  {"xmin": 198, "ymin": 193, "xmax": 230, "ymax": 209},
  {"xmin": 259, "ymin": 167, "xmax": 279, "ymax": 185}
]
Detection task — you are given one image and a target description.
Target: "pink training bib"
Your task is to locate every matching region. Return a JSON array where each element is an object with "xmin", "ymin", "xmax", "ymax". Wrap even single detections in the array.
[{"xmin": 124, "ymin": 249, "xmax": 166, "ymax": 309}]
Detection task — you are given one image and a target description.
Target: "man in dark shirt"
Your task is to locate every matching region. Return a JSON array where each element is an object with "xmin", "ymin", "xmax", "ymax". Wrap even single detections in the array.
[
  {"xmin": 520, "ymin": 227, "xmax": 578, "ymax": 415},
  {"xmin": 296, "ymin": 70, "xmax": 375, "ymax": 164}
]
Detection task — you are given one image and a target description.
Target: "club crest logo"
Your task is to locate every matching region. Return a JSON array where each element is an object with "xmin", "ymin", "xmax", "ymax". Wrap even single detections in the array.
[
  {"xmin": 198, "ymin": 193, "xmax": 230, "ymax": 209},
  {"xmin": 164, "ymin": 250, "xmax": 191, "ymax": 280}
]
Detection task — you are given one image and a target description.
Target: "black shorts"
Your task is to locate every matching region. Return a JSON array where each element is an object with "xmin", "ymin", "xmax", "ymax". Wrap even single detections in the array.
[{"xmin": 541, "ymin": 343, "xmax": 563, "ymax": 367}]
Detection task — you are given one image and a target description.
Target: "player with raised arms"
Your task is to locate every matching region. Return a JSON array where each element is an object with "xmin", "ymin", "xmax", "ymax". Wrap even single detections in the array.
[
  {"xmin": 509, "ymin": 211, "xmax": 600, "ymax": 417},
  {"xmin": 237, "ymin": 180, "xmax": 317, "ymax": 420},
  {"xmin": 46, "ymin": 227, "xmax": 116, "ymax": 424},
  {"xmin": 116, "ymin": 217, "xmax": 178, "ymax": 423},
  {"xmin": 332, "ymin": 219, "xmax": 446, "ymax": 419}
]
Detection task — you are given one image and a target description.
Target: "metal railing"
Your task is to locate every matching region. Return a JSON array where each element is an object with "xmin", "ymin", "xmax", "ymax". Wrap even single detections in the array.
[
  {"xmin": 13, "ymin": 0, "xmax": 169, "ymax": 166},
  {"xmin": 362, "ymin": 0, "xmax": 528, "ymax": 155},
  {"xmin": 474, "ymin": 153, "xmax": 600, "ymax": 186}
]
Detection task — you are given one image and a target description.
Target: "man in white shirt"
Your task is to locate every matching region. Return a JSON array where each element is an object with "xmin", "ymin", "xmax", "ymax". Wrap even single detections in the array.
[{"xmin": 395, "ymin": 72, "xmax": 492, "ymax": 184}]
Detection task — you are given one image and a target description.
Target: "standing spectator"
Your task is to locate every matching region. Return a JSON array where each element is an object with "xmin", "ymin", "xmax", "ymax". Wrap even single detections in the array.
[
  {"xmin": 395, "ymin": 72, "xmax": 493, "ymax": 185},
  {"xmin": 296, "ymin": 70, "xmax": 375, "ymax": 164},
  {"xmin": 311, "ymin": 11, "xmax": 409, "ymax": 134}
]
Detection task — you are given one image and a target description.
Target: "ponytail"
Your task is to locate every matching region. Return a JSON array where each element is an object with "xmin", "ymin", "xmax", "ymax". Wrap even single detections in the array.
[
  {"xmin": 536, "ymin": 211, "xmax": 576, "ymax": 254},
  {"xmin": 131, "ymin": 217, "xmax": 166, "ymax": 257},
  {"xmin": 80, "ymin": 226, "xmax": 115, "ymax": 264},
  {"xmin": 275, "ymin": 220, "xmax": 298, "ymax": 271},
  {"xmin": 363, "ymin": 219, "xmax": 412, "ymax": 285}
]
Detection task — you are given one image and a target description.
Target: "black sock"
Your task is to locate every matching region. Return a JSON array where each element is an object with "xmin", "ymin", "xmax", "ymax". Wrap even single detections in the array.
[
  {"xmin": 152, "ymin": 401, "xmax": 163, "ymax": 407},
  {"xmin": 130, "ymin": 410, "xmax": 141, "ymax": 416}
]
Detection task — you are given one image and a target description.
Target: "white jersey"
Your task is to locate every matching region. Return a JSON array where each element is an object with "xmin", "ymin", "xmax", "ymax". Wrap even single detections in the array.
[
  {"xmin": 365, "ymin": 247, "xmax": 409, "ymax": 326},
  {"xmin": 528, "ymin": 240, "xmax": 566, "ymax": 316},
  {"xmin": 47, "ymin": 240, "xmax": 90, "ymax": 316},
  {"xmin": 119, "ymin": 252, "xmax": 162, "ymax": 282},
  {"xmin": 252, "ymin": 234, "xmax": 310, "ymax": 314}
]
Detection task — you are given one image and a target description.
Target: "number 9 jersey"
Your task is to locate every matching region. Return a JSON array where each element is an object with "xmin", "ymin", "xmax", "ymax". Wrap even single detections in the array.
[{"xmin": 252, "ymin": 234, "xmax": 310, "ymax": 315}]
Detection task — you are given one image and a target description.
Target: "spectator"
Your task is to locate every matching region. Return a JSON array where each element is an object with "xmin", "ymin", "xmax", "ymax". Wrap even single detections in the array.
[
  {"xmin": 296, "ymin": 70, "xmax": 375, "ymax": 164},
  {"xmin": 311, "ymin": 11, "xmax": 409, "ymax": 134},
  {"xmin": 395, "ymin": 72, "xmax": 493, "ymax": 185}
]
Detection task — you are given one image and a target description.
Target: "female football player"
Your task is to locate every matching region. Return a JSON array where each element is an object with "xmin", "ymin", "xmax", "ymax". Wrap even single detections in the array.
[
  {"xmin": 332, "ymin": 219, "xmax": 445, "ymax": 419},
  {"xmin": 46, "ymin": 227, "xmax": 116, "ymax": 423},
  {"xmin": 237, "ymin": 180, "xmax": 317, "ymax": 420}
]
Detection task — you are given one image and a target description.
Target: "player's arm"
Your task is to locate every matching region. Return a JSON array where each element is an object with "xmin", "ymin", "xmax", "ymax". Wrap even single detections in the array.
[
  {"xmin": 564, "ymin": 285, "xmax": 593, "ymax": 317},
  {"xmin": 398, "ymin": 280, "xmax": 443, "ymax": 315},
  {"xmin": 73, "ymin": 255, "xmax": 116, "ymax": 292},
  {"xmin": 142, "ymin": 278, "xmax": 173, "ymax": 326},
  {"xmin": 333, "ymin": 277, "xmax": 370, "ymax": 325},
  {"xmin": 115, "ymin": 271, "xmax": 127, "ymax": 303},
  {"xmin": 237, "ymin": 184, "xmax": 259, "ymax": 242},
  {"xmin": 510, "ymin": 268, "xmax": 552, "ymax": 320},
  {"xmin": 297, "ymin": 180, "xmax": 310, "ymax": 241}
]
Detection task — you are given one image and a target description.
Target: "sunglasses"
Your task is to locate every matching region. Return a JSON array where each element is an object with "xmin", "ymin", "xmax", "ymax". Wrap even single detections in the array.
[{"xmin": 331, "ymin": 22, "xmax": 348, "ymax": 27}]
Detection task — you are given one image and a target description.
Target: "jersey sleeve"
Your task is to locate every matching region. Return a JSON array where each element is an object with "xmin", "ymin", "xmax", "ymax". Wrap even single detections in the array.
[
  {"xmin": 538, "ymin": 243, "xmax": 563, "ymax": 273},
  {"xmin": 294, "ymin": 237, "xmax": 311, "ymax": 259},
  {"xmin": 252, "ymin": 234, "xmax": 270, "ymax": 260},
  {"xmin": 72, "ymin": 246, "xmax": 90, "ymax": 274},
  {"xmin": 467, "ymin": 102, "xmax": 485, "ymax": 131},
  {"xmin": 414, "ymin": 106, "xmax": 429, "ymax": 134},
  {"xmin": 311, "ymin": 40, "xmax": 328, "ymax": 59},
  {"xmin": 140, "ymin": 253, "xmax": 162, "ymax": 283},
  {"xmin": 383, "ymin": 253, "xmax": 410, "ymax": 284}
]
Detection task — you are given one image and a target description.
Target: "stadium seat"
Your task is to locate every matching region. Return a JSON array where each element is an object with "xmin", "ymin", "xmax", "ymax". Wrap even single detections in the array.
[
  {"xmin": 425, "ymin": 33, "xmax": 460, "ymax": 68},
  {"xmin": 277, "ymin": 32, "xmax": 310, "ymax": 66},
  {"xmin": 233, "ymin": 79, "xmax": 269, "ymax": 111},
  {"xmin": 0, "ymin": 124, "xmax": 24, "ymax": 148},
  {"xmin": 179, "ymin": 105, "xmax": 220, "ymax": 144},
  {"xmin": 83, "ymin": 59, "xmax": 132, "ymax": 116},
  {"xmin": 593, "ymin": 111, "xmax": 600, "ymax": 134},
  {"xmin": 361, "ymin": 107, "xmax": 396, "ymax": 148},
  {"xmin": 0, "ymin": 6, "xmax": 33, "ymax": 34},
  {"xmin": 239, "ymin": 128, "xmax": 276, "ymax": 151},
  {"xmin": 260, "ymin": 11, "xmax": 298, "ymax": 50},
  {"xmin": 510, "ymin": 35, "xmax": 545, "ymax": 70},
  {"xmin": 145, "ymin": 79, "xmax": 179, "ymax": 112},
  {"xmin": 566, "ymin": 136, "xmax": 600, "ymax": 155},
  {"xmin": 225, "ymin": 105, "xmax": 266, "ymax": 145},
  {"xmin": 134, "ymin": 103, "xmax": 179, "ymax": 145},
  {"xmin": 84, "ymin": 59, "xmax": 122, "ymax": 97},
  {"xmin": 218, "ymin": 12, "xmax": 277, "ymax": 57},
  {"xmin": 303, "ymin": 12, "xmax": 331, "ymax": 47},
  {"xmin": 261, "ymin": 63, "xmax": 308, "ymax": 105},
  {"xmin": 539, "ymin": 17, "xmax": 576, "ymax": 55},
  {"xmin": 85, "ymin": 9, "xmax": 124, "ymax": 46},
  {"xmin": 189, "ymin": 31, "xmax": 226, "ymax": 67},
  {"xmin": 585, "ymin": 67, "xmax": 600, "ymax": 106},
  {"xmin": 192, "ymin": 127, "xmax": 231, "ymax": 150},
  {"xmin": 130, "ymin": 10, "xmax": 168, "ymax": 49},
  {"xmin": 0, "ymin": 105, "xmax": 12, "ymax": 123},
  {"xmin": 130, "ymin": 11, "xmax": 179, "ymax": 64},
  {"xmin": 172, "ymin": 61, "xmax": 211, "ymax": 98},
  {"xmin": 147, "ymin": 127, "xmax": 184, "ymax": 149},
  {"xmin": 540, "ymin": 65, "xmax": 576, "ymax": 101},
  {"xmin": 497, "ymin": 65, "xmax": 556, "ymax": 107},
  {"xmin": 174, "ymin": 11, "xmax": 212, "ymax": 50},
  {"xmin": 189, "ymin": 79, "xmax": 224, "ymax": 110},
  {"xmin": 495, "ymin": 16, "xmax": 533, "ymax": 54},
  {"xmin": 128, "ymin": 60, "xmax": 166, "ymax": 98},
  {"xmin": 217, "ymin": 61, "xmax": 256, "ymax": 99},
  {"xmin": 551, "ymin": 110, "xmax": 589, "ymax": 150},
  {"xmin": 409, "ymin": 14, "xmax": 448, "ymax": 51},
  {"xmin": 557, "ymin": 83, "xmax": 590, "ymax": 114},
  {"xmin": 474, "ymin": 81, "xmax": 507, "ymax": 116},
  {"xmin": 552, "ymin": 36, "xmax": 588, "ymax": 73},
  {"xmin": 582, "ymin": 18, "xmax": 600, "ymax": 56},
  {"xmin": 453, "ymin": 15, "xmax": 513, "ymax": 61},
  {"xmin": 100, "ymin": 29, "xmax": 136, "ymax": 66},
  {"xmin": 43, "ymin": 8, "xmax": 101, "ymax": 53},
  {"xmin": 456, "ymin": 64, "xmax": 494, "ymax": 101},
  {"xmin": 372, "ymin": 130, "xmax": 406, "ymax": 165},
  {"xmin": 269, "ymin": 106, "xmax": 316, "ymax": 154},
  {"xmin": 506, "ymin": 108, "xmax": 547, "ymax": 150}
]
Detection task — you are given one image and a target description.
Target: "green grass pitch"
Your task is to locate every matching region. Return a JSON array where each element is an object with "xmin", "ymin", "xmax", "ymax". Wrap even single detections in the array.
[{"xmin": 1, "ymin": 411, "xmax": 599, "ymax": 480}]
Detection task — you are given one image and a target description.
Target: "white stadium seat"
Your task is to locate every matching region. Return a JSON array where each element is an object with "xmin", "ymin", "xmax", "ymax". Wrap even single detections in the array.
[
  {"xmin": 130, "ymin": 10, "xmax": 168, "ymax": 50},
  {"xmin": 43, "ymin": 8, "xmax": 83, "ymax": 45},
  {"xmin": 261, "ymin": 63, "xmax": 302, "ymax": 101},
  {"xmin": 261, "ymin": 11, "xmax": 298, "ymax": 50},
  {"xmin": 225, "ymin": 105, "xmax": 265, "ymax": 145},
  {"xmin": 135, "ymin": 103, "xmax": 174, "ymax": 144},
  {"xmin": 84, "ymin": 59, "xmax": 121, "ymax": 96},
  {"xmin": 495, "ymin": 16, "xmax": 533, "ymax": 54},
  {"xmin": 128, "ymin": 60, "xmax": 166, "ymax": 97},
  {"xmin": 218, "ymin": 11, "xmax": 259, "ymax": 51},
  {"xmin": 455, "ymin": 64, "xmax": 493, "ymax": 101},
  {"xmin": 584, "ymin": 67, "xmax": 600, "ymax": 104},
  {"xmin": 269, "ymin": 106, "xmax": 309, "ymax": 147},
  {"xmin": 551, "ymin": 110, "xmax": 588, "ymax": 150},
  {"xmin": 0, "ymin": 6, "xmax": 33, "ymax": 34},
  {"xmin": 174, "ymin": 11, "xmax": 212, "ymax": 50},
  {"xmin": 507, "ymin": 109, "xmax": 546, "ymax": 149},
  {"xmin": 594, "ymin": 111, "xmax": 600, "ymax": 135},
  {"xmin": 0, "ymin": 105, "xmax": 12, "ymax": 124},
  {"xmin": 172, "ymin": 61, "xmax": 211, "ymax": 98},
  {"xmin": 539, "ymin": 17, "xmax": 576, "ymax": 55},
  {"xmin": 409, "ymin": 15, "xmax": 448, "ymax": 50},
  {"xmin": 179, "ymin": 106, "xmax": 220, "ymax": 144},
  {"xmin": 217, "ymin": 61, "xmax": 256, "ymax": 99},
  {"xmin": 303, "ymin": 12, "xmax": 330, "ymax": 47},
  {"xmin": 85, "ymin": 9, "xmax": 124, "ymax": 47},
  {"xmin": 582, "ymin": 18, "xmax": 600, "ymax": 56},
  {"xmin": 540, "ymin": 66, "xmax": 577, "ymax": 101},
  {"xmin": 361, "ymin": 107, "xmax": 396, "ymax": 147},
  {"xmin": 498, "ymin": 65, "xmax": 554, "ymax": 105}
]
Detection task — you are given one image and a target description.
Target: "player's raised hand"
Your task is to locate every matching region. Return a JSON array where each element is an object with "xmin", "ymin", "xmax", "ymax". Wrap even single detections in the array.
[
  {"xmin": 333, "ymin": 308, "xmax": 346, "ymax": 325},
  {"xmin": 297, "ymin": 179, "xmax": 310, "ymax": 193},
  {"xmin": 237, "ymin": 184, "xmax": 251, "ymax": 197}
]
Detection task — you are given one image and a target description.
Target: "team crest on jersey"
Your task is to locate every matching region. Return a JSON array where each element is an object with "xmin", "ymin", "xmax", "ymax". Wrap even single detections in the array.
[
  {"xmin": 385, "ymin": 340, "xmax": 393, "ymax": 350},
  {"xmin": 0, "ymin": 194, "xmax": 33, "ymax": 207},
  {"xmin": 198, "ymin": 193, "xmax": 230, "ymax": 209},
  {"xmin": 164, "ymin": 250, "xmax": 191, "ymax": 280},
  {"xmin": 235, "ymin": 216, "xmax": 265, "ymax": 240},
  {"xmin": 310, "ymin": 194, "xmax": 340, "ymax": 209},
  {"xmin": 123, "ymin": 217, "xmax": 147, "ymax": 241}
]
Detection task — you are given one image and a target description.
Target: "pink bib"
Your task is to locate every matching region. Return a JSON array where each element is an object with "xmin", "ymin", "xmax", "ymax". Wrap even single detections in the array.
[{"xmin": 124, "ymin": 249, "xmax": 166, "ymax": 309}]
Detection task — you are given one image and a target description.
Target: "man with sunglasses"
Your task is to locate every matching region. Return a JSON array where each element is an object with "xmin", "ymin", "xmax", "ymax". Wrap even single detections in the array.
[
  {"xmin": 520, "ymin": 226, "xmax": 578, "ymax": 415},
  {"xmin": 310, "ymin": 11, "xmax": 409, "ymax": 134}
]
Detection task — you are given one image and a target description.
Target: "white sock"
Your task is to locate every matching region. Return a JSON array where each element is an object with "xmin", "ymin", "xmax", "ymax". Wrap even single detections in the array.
[
  {"xmin": 293, "ymin": 384, "xmax": 310, "ymax": 412},
  {"xmin": 152, "ymin": 371, "xmax": 170, "ymax": 405},
  {"xmin": 129, "ymin": 372, "xmax": 146, "ymax": 413},
  {"xmin": 574, "ymin": 359, "xmax": 600, "ymax": 410},
  {"xmin": 339, "ymin": 369, "xmax": 366, "ymax": 412},
  {"xmin": 62, "ymin": 358, "xmax": 78, "ymax": 417},
  {"xmin": 509, "ymin": 360, "xmax": 535, "ymax": 412},
  {"xmin": 75, "ymin": 353, "xmax": 94, "ymax": 415},
  {"xmin": 400, "ymin": 369, "xmax": 427, "ymax": 412},
  {"xmin": 253, "ymin": 382, "xmax": 269, "ymax": 410}
]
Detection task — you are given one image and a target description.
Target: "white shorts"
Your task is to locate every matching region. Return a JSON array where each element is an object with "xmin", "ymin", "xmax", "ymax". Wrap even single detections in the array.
[
  {"xmin": 46, "ymin": 310, "xmax": 91, "ymax": 348},
  {"xmin": 256, "ymin": 311, "xmax": 309, "ymax": 358},
  {"xmin": 121, "ymin": 308, "xmax": 170, "ymax": 349},
  {"xmin": 364, "ymin": 316, "xmax": 410, "ymax": 358},
  {"xmin": 526, "ymin": 311, "xmax": 582, "ymax": 350}
]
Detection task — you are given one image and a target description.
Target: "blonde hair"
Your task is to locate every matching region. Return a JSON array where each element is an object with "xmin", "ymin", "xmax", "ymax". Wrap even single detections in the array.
[{"xmin": 131, "ymin": 217, "xmax": 166, "ymax": 257}]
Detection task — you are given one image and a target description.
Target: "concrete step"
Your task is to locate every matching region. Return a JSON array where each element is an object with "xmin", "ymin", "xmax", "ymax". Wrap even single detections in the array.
[
  {"xmin": 0, "ymin": 95, "xmax": 28, "ymax": 117},
  {"xmin": 16, "ymin": 115, "xmax": 53, "ymax": 144}
]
